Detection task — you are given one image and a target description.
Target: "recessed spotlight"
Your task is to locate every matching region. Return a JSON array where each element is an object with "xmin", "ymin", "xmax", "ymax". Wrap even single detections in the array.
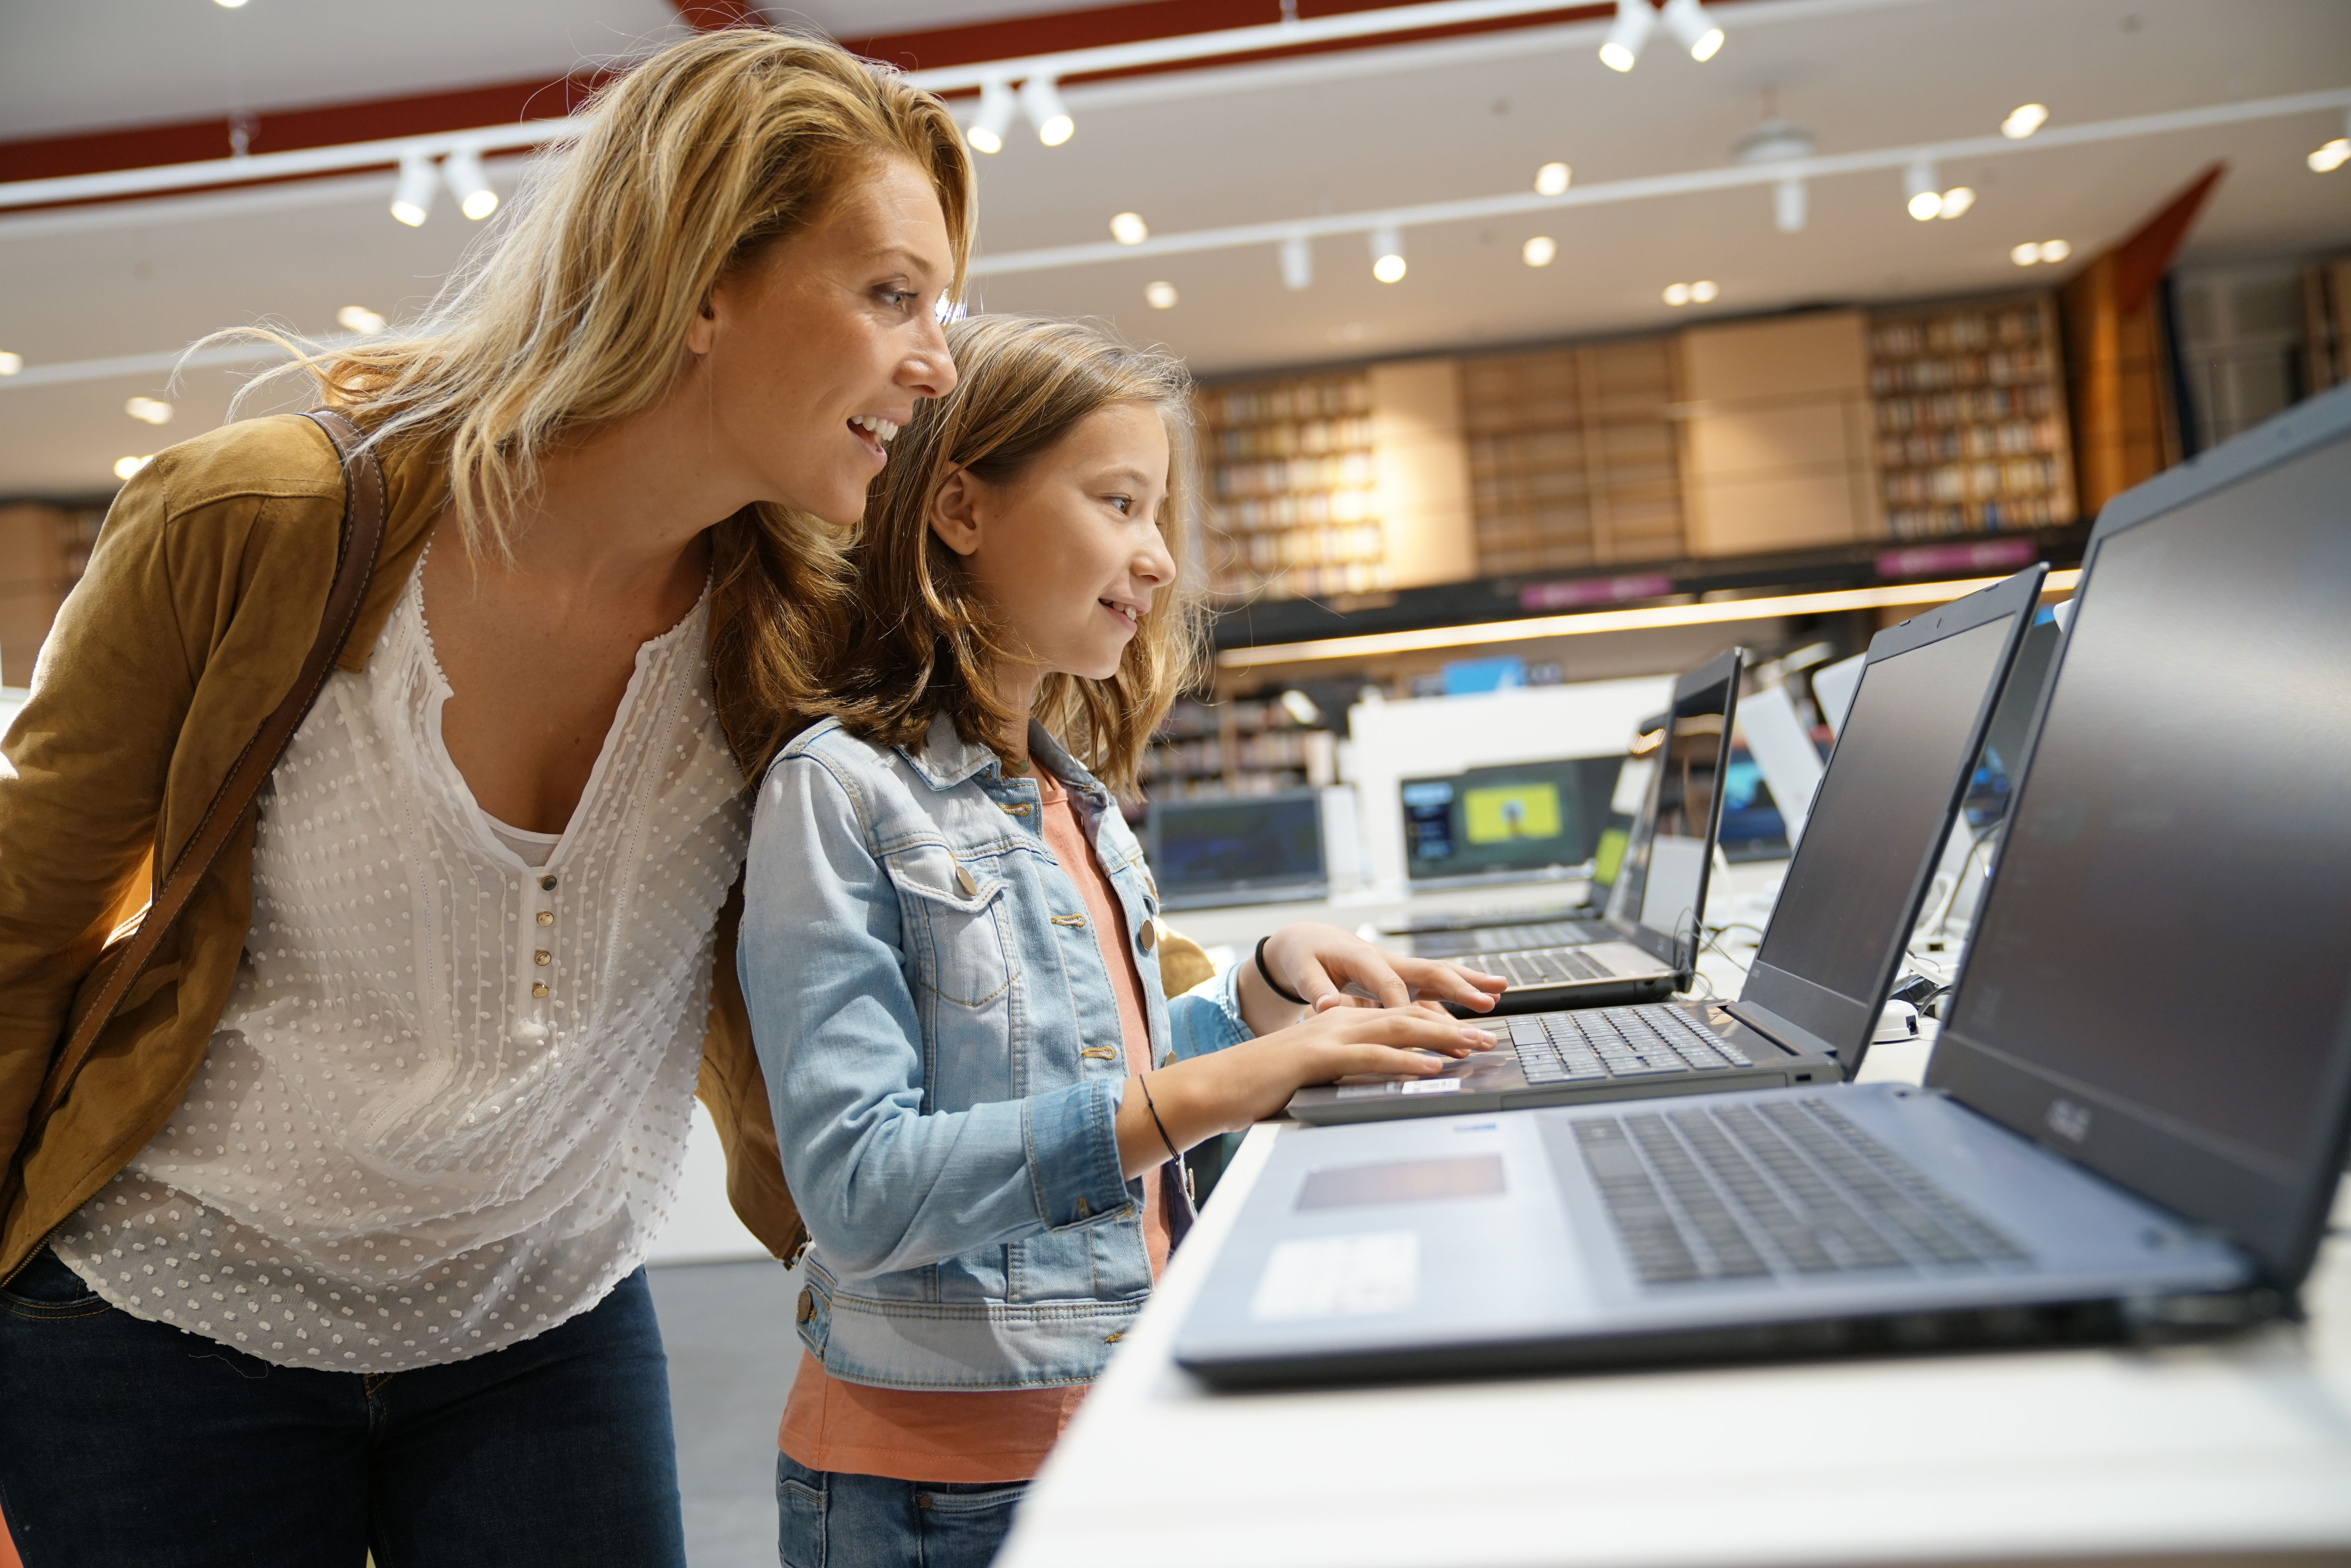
[
  {"xmin": 1145, "ymin": 280, "xmax": 1178, "ymax": 309},
  {"xmin": 2311, "ymin": 138, "xmax": 2351, "ymax": 173},
  {"xmin": 1663, "ymin": 282, "xmax": 1692, "ymax": 306},
  {"xmin": 1522, "ymin": 235, "xmax": 1558, "ymax": 267},
  {"xmin": 114, "ymin": 455, "xmax": 153, "ymax": 480},
  {"xmin": 0, "ymin": 351, "xmax": 21, "ymax": 376},
  {"xmin": 1371, "ymin": 223, "xmax": 1406, "ymax": 283},
  {"xmin": 1937, "ymin": 186, "xmax": 1976, "ymax": 219},
  {"xmin": 1534, "ymin": 162, "xmax": 1571, "ymax": 196},
  {"xmin": 967, "ymin": 80, "xmax": 1015, "ymax": 154},
  {"xmin": 337, "ymin": 305, "xmax": 386, "ymax": 335},
  {"xmin": 1109, "ymin": 212, "xmax": 1149, "ymax": 245},
  {"xmin": 1690, "ymin": 279, "xmax": 1718, "ymax": 302},
  {"xmin": 2001, "ymin": 103, "xmax": 2049, "ymax": 140},
  {"xmin": 213, "ymin": 0, "xmax": 248, "ymax": 8},
  {"xmin": 2011, "ymin": 238, "xmax": 2072, "ymax": 266},
  {"xmin": 2037, "ymin": 238, "xmax": 2071, "ymax": 263},
  {"xmin": 125, "ymin": 396, "xmax": 173, "ymax": 426}
]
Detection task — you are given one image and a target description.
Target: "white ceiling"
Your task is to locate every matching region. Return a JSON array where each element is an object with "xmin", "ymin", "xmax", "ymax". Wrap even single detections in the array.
[{"xmin": 2, "ymin": 0, "xmax": 2348, "ymax": 497}]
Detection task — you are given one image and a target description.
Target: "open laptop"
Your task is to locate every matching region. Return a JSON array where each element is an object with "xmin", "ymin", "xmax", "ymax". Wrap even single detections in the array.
[
  {"xmin": 1177, "ymin": 382, "xmax": 2351, "ymax": 1386},
  {"xmin": 1291, "ymin": 567, "xmax": 2045, "ymax": 1125},
  {"xmin": 1398, "ymin": 755, "xmax": 1623, "ymax": 890},
  {"xmin": 1147, "ymin": 790, "xmax": 1326, "ymax": 910},
  {"xmin": 1379, "ymin": 651, "xmax": 1744, "ymax": 1014}
]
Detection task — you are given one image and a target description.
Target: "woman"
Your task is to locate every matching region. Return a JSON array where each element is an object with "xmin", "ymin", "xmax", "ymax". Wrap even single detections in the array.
[
  {"xmin": 0, "ymin": 30, "xmax": 968, "ymax": 1568},
  {"xmin": 740, "ymin": 316, "xmax": 1504, "ymax": 1568}
]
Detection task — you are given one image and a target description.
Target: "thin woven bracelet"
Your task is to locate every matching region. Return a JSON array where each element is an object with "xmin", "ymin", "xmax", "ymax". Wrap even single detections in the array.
[
  {"xmin": 1136, "ymin": 1073, "xmax": 1184, "ymax": 1166},
  {"xmin": 1253, "ymin": 935, "xmax": 1310, "ymax": 1006}
]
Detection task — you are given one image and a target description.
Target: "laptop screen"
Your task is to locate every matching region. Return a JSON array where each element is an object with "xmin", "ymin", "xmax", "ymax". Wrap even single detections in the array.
[
  {"xmin": 1149, "ymin": 792, "xmax": 1324, "ymax": 903},
  {"xmin": 1936, "ymin": 421, "xmax": 2351, "ymax": 1276},
  {"xmin": 1742, "ymin": 611, "xmax": 2018, "ymax": 1044},
  {"xmin": 1607, "ymin": 653, "xmax": 1740, "ymax": 966},
  {"xmin": 1400, "ymin": 757, "xmax": 1621, "ymax": 883}
]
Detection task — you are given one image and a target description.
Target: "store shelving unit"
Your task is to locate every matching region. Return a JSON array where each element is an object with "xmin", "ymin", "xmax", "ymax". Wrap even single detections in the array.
[
  {"xmin": 1867, "ymin": 294, "xmax": 2077, "ymax": 538},
  {"xmin": 1460, "ymin": 336, "xmax": 1686, "ymax": 576},
  {"xmin": 1200, "ymin": 372, "xmax": 1384, "ymax": 602},
  {"xmin": 1138, "ymin": 696, "xmax": 1339, "ymax": 806}
]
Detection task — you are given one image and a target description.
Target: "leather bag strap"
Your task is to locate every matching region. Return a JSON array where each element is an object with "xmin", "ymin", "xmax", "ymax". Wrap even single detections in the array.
[{"xmin": 23, "ymin": 409, "xmax": 385, "ymax": 1137}]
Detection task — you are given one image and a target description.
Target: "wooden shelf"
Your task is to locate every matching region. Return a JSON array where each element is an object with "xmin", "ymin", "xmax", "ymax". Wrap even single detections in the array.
[{"xmin": 1201, "ymin": 373, "xmax": 1387, "ymax": 602}]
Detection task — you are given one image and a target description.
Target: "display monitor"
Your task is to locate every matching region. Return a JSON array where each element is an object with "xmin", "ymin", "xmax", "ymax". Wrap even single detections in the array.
[
  {"xmin": 1147, "ymin": 791, "xmax": 1326, "ymax": 910},
  {"xmin": 1604, "ymin": 649, "xmax": 1744, "ymax": 970},
  {"xmin": 1399, "ymin": 756, "xmax": 1622, "ymax": 885}
]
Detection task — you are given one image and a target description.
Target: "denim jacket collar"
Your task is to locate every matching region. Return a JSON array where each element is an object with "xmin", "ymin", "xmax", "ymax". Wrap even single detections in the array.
[{"xmin": 898, "ymin": 711, "xmax": 1112, "ymax": 811}]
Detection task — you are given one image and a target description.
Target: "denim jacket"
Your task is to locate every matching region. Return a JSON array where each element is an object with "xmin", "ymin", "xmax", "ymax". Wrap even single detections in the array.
[{"xmin": 740, "ymin": 713, "xmax": 1253, "ymax": 1391}]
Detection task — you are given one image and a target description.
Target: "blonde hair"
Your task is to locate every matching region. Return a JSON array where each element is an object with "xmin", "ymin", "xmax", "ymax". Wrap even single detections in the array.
[
  {"xmin": 220, "ymin": 28, "xmax": 975, "ymax": 769},
  {"xmin": 807, "ymin": 315, "xmax": 1207, "ymax": 793}
]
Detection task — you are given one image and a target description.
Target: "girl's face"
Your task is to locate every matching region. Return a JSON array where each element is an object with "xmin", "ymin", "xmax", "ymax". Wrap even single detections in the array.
[
  {"xmin": 933, "ymin": 402, "xmax": 1179, "ymax": 687},
  {"xmin": 691, "ymin": 157, "xmax": 958, "ymax": 527}
]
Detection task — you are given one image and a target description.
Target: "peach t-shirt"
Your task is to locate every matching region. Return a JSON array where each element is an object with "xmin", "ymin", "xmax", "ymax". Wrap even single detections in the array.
[{"xmin": 778, "ymin": 772, "xmax": 1168, "ymax": 1483}]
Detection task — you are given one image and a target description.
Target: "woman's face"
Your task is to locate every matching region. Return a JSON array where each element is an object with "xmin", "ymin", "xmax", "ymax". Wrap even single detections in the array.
[
  {"xmin": 933, "ymin": 402, "xmax": 1178, "ymax": 685},
  {"xmin": 692, "ymin": 157, "xmax": 958, "ymax": 527}
]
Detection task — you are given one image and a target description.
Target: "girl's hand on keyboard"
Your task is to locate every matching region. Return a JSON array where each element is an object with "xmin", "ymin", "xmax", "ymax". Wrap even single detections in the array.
[
  {"xmin": 1244, "ymin": 921, "xmax": 1505, "ymax": 1036},
  {"xmin": 1116, "ymin": 1006, "xmax": 1500, "ymax": 1174}
]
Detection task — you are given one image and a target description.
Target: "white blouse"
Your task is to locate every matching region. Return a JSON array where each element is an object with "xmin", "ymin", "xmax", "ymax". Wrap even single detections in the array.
[{"xmin": 53, "ymin": 560, "xmax": 749, "ymax": 1372}]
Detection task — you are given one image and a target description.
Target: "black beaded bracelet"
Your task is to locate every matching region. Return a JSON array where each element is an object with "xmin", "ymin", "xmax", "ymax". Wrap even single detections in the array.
[{"xmin": 1253, "ymin": 935, "xmax": 1310, "ymax": 1007}]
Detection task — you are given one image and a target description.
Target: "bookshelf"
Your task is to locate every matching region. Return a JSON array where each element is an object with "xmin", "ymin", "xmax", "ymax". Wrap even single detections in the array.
[
  {"xmin": 1200, "ymin": 372, "xmax": 1384, "ymax": 602},
  {"xmin": 1867, "ymin": 294, "xmax": 2077, "ymax": 538},
  {"xmin": 1138, "ymin": 696, "xmax": 1338, "ymax": 805},
  {"xmin": 1459, "ymin": 336, "xmax": 1686, "ymax": 575}
]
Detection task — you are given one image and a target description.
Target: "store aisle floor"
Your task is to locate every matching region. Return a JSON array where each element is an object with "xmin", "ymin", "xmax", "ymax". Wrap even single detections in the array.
[{"xmin": 649, "ymin": 1258, "xmax": 805, "ymax": 1568}]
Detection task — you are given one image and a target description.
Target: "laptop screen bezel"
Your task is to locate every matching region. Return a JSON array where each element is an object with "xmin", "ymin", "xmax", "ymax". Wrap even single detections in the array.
[
  {"xmin": 1606, "ymin": 647, "xmax": 1744, "ymax": 978},
  {"xmin": 1926, "ymin": 383, "xmax": 2351, "ymax": 1291},
  {"xmin": 1735, "ymin": 566, "xmax": 2043, "ymax": 1068}
]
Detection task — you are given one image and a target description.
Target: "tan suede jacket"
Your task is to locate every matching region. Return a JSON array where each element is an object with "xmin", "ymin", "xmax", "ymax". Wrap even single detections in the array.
[{"xmin": 0, "ymin": 414, "xmax": 803, "ymax": 1278}]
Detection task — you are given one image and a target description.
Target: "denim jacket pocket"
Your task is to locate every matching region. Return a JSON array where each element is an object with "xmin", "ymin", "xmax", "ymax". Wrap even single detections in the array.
[{"xmin": 886, "ymin": 852, "xmax": 1015, "ymax": 1010}]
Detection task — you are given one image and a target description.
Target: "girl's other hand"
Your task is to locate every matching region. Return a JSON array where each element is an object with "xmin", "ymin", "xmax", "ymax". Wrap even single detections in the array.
[{"xmin": 1256, "ymin": 921, "xmax": 1507, "ymax": 1019}]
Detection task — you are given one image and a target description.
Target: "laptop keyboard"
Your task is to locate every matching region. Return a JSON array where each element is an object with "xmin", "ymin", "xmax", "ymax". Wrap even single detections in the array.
[
  {"xmin": 1413, "ymin": 919, "xmax": 1611, "ymax": 959},
  {"xmin": 1572, "ymin": 1100, "xmax": 2031, "ymax": 1287},
  {"xmin": 1507, "ymin": 1006, "xmax": 1750, "ymax": 1082},
  {"xmin": 1490, "ymin": 946, "xmax": 1619, "ymax": 987}
]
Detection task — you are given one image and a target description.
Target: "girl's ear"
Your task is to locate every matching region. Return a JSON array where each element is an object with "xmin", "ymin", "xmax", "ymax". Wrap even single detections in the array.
[{"xmin": 930, "ymin": 467, "xmax": 985, "ymax": 558}]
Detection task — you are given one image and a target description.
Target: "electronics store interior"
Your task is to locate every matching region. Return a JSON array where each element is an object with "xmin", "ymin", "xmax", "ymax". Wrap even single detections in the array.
[{"xmin": 2, "ymin": 3, "xmax": 2349, "ymax": 1567}]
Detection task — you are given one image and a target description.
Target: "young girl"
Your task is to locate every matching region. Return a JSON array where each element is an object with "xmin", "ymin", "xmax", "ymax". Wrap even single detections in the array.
[{"xmin": 739, "ymin": 315, "xmax": 1505, "ymax": 1568}]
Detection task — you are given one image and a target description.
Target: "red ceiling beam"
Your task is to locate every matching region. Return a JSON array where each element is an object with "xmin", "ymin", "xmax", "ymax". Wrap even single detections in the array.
[{"xmin": 1, "ymin": 0, "xmax": 1642, "ymax": 190}]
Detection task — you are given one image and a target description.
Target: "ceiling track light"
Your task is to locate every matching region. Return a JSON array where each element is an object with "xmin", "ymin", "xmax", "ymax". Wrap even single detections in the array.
[
  {"xmin": 443, "ymin": 144, "xmax": 497, "ymax": 221},
  {"xmin": 1370, "ymin": 223, "xmax": 1406, "ymax": 283},
  {"xmin": 967, "ymin": 78, "xmax": 1015, "ymax": 154},
  {"xmin": 1773, "ymin": 175, "xmax": 1807, "ymax": 233},
  {"xmin": 389, "ymin": 149, "xmax": 436, "ymax": 227},
  {"xmin": 1598, "ymin": 0, "xmax": 1652, "ymax": 72},
  {"xmin": 1936, "ymin": 184, "xmax": 1975, "ymax": 219},
  {"xmin": 1534, "ymin": 161, "xmax": 1571, "ymax": 196},
  {"xmin": 2312, "ymin": 109, "xmax": 2351, "ymax": 172},
  {"xmin": 1904, "ymin": 158, "xmax": 1941, "ymax": 220},
  {"xmin": 1659, "ymin": 0, "xmax": 1724, "ymax": 61},
  {"xmin": 1020, "ymin": 75, "xmax": 1073, "ymax": 147},
  {"xmin": 2001, "ymin": 102, "xmax": 2050, "ymax": 139},
  {"xmin": 1279, "ymin": 233, "xmax": 1313, "ymax": 291}
]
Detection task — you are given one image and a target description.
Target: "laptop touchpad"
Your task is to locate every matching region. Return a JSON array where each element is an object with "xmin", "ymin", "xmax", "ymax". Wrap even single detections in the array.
[{"xmin": 1296, "ymin": 1155, "xmax": 1506, "ymax": 1210}]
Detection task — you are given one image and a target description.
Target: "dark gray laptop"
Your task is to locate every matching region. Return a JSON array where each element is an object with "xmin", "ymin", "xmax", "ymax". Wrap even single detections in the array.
[
  {"xmin": 1178, "ymin": 383, "xmax": 2351, "ymax": 1386},
  {"xmin": 1291, "ymin": 566, "xmax": 2046, "ymax": 1125},
  {"xmin": 1382, "ymin": 651, "xmax": 1745, "ymax": 1015},
  {"xmin": 1147, "ymin": 790, "xmax": 1328, "ymax": 911}
]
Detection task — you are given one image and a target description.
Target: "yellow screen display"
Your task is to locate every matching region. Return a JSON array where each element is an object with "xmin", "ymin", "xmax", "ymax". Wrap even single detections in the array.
[{"xmin": 1462, "ymin": 783, "xmax": 1563, "ymax": 844}]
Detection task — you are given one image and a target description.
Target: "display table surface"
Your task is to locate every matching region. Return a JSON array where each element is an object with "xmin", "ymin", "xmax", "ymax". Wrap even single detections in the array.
[{"xmin": 999, "ymin": 943, "xmax": 2351, "ymax": 1568}]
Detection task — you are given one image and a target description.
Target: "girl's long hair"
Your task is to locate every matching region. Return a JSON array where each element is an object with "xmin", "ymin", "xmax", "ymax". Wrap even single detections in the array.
[
  {"xmin": 210, "ymin": 28, "xmax": 974, "ymax": 771},
  {"xmin": 807, "ymin": 315, "xmax": 1208, "ymax": 794}
]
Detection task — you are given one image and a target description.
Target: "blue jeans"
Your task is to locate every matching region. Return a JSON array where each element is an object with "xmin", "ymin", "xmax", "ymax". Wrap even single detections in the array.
[
  {"xmin": 0, "ymin": 1247, "xmax": 686, "ymax": 1568},
  {"xmin": 777, "ymin": 1452, "xmax": 1026, "ymax": 1568}
]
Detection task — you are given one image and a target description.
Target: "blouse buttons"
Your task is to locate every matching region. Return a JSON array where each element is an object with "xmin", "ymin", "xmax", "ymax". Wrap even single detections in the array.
[
  {"xmin": 540, "ymin": 875, "xmax": 558, "ymax": 892},
  {"xmin": 536, "ymin": 911, "xmax": 554, "ymax": 926},
  {"xmin": 534, "ymin": 950, "xmax": 551, "ymax": 967},
  {"xmin": 532, "ymin": 981, "xmax": 550, "ymax": 998}
]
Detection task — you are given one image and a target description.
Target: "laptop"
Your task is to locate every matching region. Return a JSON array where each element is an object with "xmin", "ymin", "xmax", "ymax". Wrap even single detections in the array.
[
  {"xmin": 1291, "ymin": 566, "xmax": 2045, "ymax": 1125},
  {"xmin": 1398, "ymin": 755, "xmax": 1624, "ymax": 890},
  {"xmin": 1176, "ymin": 383, "xmax": 2351, "ymax": 1386},
  {"xmin": 1378, "ymin": 650, "xmax": 1745, "ymax": 1014},
  {"xmin": 1147, "ymin": 790, "xmax": 1327, "ymax": 910}
]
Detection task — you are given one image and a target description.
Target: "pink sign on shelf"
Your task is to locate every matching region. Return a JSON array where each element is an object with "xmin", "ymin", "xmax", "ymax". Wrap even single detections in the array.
[
  {"xmin": 1875, "ymin": 538, "xmax": 2039, "ymax": 580},
  {"xmin": 1518, "ymin": 573, "xmax": 1675, "ymax": 611}
]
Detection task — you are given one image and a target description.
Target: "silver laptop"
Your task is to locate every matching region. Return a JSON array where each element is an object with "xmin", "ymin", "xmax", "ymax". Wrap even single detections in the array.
[
  {"xmin": 1147, "ymin": 790, "xmax": 1327, "ymax": 911},
  {"xmin": 1386, "ymin": 651, "xmax": 1744, "ymax": 1014},
  {"xmin": 1177, "ymin": 383, "xmax": 2351, "ymax": 1385},
  {"xmin": 1292, "ymin": 566, "xmax": 2046, "ymax": 1125}
]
